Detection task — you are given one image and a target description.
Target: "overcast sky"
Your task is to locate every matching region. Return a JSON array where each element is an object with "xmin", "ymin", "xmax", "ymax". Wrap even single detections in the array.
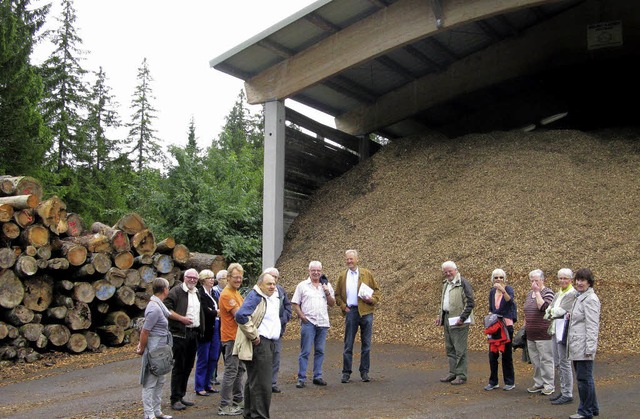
[{"xmin": 32, "ymin": 0, "xmax": 333, "ymax": 151}]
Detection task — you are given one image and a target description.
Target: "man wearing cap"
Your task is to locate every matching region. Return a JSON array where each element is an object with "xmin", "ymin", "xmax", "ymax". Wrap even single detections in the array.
[{"xmin": 164, "ymin": 268, "xmax": 205, "ymax": 411}]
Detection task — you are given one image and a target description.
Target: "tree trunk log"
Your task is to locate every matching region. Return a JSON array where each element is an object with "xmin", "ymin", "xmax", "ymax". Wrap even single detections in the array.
[
  {"xmin": 83, "ymin": 330, "xmax": 101, "ymax": 351},
  {"xmin": 160, "ymin": 266, "xmax": 180, "ymax": 287},
  {"xmin": 36, "ymin": 244, "xmax": 52, "ymax": 260},
  {"xmin": 105, "ymin": 267, "xmax": 126, "ymax": 288},
  {"xmin": 123, "ymin": 268, "xmax": 141, "ymax": 288},
  {"xmin": 19, "ymin": 323, "xmax": 44, "ymax": 341},
  {"xmin": 133, "ymin": 254, "xmax": 153, "ymax": 266},
  {"xmin": 185, "ymin": 252, "xmax": 226, "ymax": 273},
  {"xmin": 0, "ymin": 194, "xmax": 40, "ymax": 209},
  {"xmin": 134, "ymin": 292, "xmax": 151, "ymax": 310},
  {"xmin": 22, "ymin": 276, "xmax": 53, "ymax": 312},
  {"xmin": 64, "ymin": 212, "xmax": 84, "ymax": 237},
  {"xmin": 0, "ymin": 346, "xmax": 18, "ymax": 360},
  {"xmin": 21, "ymin": 224, "xmax": 49, "ymax": 248},
  {"xmin": 131, "ymin": 229, "xmax": 156, "ymax": 256},
  {"xmin": 138, "ymin": 265, "xmax": 156, "ymax": 286},
  {"xmin": 172, "ymin": 244, "xmax": 190, "ymax": 265},
  {"xmin": 0, "ymin": 176, "xmax": 42, "ymax": 199},
  {"xmin": 113, "ymin": 251, "xmax": 134, "ymax": 270},
  {"xmin": 156, "ymin": 237, "xmax": 176, "ymax": 253},
  {"xmin": 14, "ymin": 254, "xmax": 38, "ymax": 277},
  {"xmin": 105, "ymin": 310, "xmax": 131, "ymax": 328},
  {"xmin": 93, "ymin": 279, "xmax": 116, "ymax": 301},
  {"xmin": 153, "ymin": 253, "xmax": 174, "ymax": 274},
  {"xmin": 35, "ymin": 333, "xmax": 48, "ymax": 349},
  {"xmin": 45, "ymin": 306, "xmax": 68, "ymax": 321},
  {"xmin": 54, "ymin": 294, "xmax": 74, "ymax": 309},
  {"xmin": 91, "ymin": 222, "xmax": 130, "ymax": 252},
  {"xmin": 70, "ymin": 263, "xmax": 95, "ymax": 278},
  {"xmin": 97, "ymin": 325, "xmax": 124, "ymax": 346},
  {"xmin": 72, "ymin": 282, "xmax": 95, "ymax": 304},
  {"xmin": 13, "ymin": 208, "xmax": 35, "ymax": 228},
  {"xmin": 0, "ymin": 203, "xmax": 14, "ymax": 222},
  {"xmin": 43, "ymin": 323, "xmax": 71, "ymax": 346},
  {"xmin": 6, "ymin": 305, "xmax": 34, "ymax": 326},
  {"xmin": 0, "ymin": 247, "xmax": 17, "ymax": 269},
  {"xmin": 113, "ymin": 212, "xmax": 146, "ymax": 235},
  {"xmin": 66, "ymin": 333, "xmax": 87, "ymax": 353},
  {"xmin": 90, "ymin": 252, "xmax": 112, "ymax": 274},
  {"xmin": 2, "ymin": 221, "xmax": 20, "ymax": 240},
  {"xmin": 65, "ymin": 301, "xmax": 91, "ymax": 330},
  {"xmin": 62, "ymin": 233, "xmax": 110, "ymax": 253},
  {"xmin": 115, "ymin": 285, "xmax": 136, "ymax": 306},
  {"xmin": 35, "ymin": 195, "xmax": 67, "ymax": 234},
  {"xmin": 46, "ymin": 258, "xmax": 70, "ymax": 270},
  {"xmin": 0, "ymin": 270, "xmax": 25, "ymax": 309},
  {"xmin": 0, "ymin": 321, "xmax": 18, "ymax": 339},
  {"xmin": 95, "ymin": 302, "xmax": 110, "ymax": 314},
  {"xmin": 59, "ymin": 241, "xmax": 88, "ymax": 266}
]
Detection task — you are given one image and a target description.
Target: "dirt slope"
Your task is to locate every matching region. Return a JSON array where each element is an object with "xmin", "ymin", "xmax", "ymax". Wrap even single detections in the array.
[{"xmin": 275, "ymin": 128, "xmax": 640, "ymax": 354}]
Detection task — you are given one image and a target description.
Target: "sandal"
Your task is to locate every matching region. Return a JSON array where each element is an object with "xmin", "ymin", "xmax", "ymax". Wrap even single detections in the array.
[{"xmin": 195, "ymin": 390, "xmax": 209, "ymax": 396}]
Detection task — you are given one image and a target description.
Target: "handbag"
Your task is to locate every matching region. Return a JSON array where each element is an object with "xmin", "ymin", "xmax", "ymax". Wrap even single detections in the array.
[
  {"xmin": 512, "ymin": 328, "xmax": 526, "ymax": 349},
  {"xmin": 147, "ymin": 344, "xmax": 174, "ymax": 376}
]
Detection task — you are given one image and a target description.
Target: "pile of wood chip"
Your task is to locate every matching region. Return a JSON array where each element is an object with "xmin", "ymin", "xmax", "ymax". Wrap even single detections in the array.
[{"xmin": 276, "ymin": 128, "xmax": 640, "ymax": 355}]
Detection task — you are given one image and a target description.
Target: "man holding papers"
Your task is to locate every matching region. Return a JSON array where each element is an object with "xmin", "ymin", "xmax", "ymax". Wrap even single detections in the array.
[
  {"xmin": 335, "ymin": 249, "xmax": 381, "ymax": 384},
  {"xmin": 435, "ymin": 261, "xmax": 475, "ymax": 385}
]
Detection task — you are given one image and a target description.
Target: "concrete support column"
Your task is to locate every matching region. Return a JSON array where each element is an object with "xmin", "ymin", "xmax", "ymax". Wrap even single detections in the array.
[
  {"xmin": 262, "ymin": 100, "xmax": 286, "ymax": 271},
  {"xmin": 358, "ymin": 134, "xmax": 370, "ymax": 161}
]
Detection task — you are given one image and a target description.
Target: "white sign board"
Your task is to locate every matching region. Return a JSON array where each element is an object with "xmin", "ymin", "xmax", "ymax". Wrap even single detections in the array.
[{"xmin": 587, "ymin": 21, "xmax": 623, "ymax": 50}]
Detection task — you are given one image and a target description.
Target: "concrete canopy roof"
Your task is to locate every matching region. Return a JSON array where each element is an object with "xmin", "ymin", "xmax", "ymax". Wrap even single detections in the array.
[{"xmin": 210, "ymin": 0, "xmax": 639, "ymax": 139}]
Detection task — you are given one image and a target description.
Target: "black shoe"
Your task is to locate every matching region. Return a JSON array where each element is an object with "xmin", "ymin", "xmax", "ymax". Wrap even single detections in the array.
[
  {"xmin": 180, "ymin": 399, "xmax": 195, "ymax": 407},
  {"xmin": 155, "ymin": 414, "xmax": 173, "ymax": 419},
  {"xmin": 171, "ymin": 401, "xmax": 186, "ymax": 411},
  {"xmin": 206, "ymin": 388, "xmax": 219, "ymax": 394},
  {"xmin": 361, "ymin": 372, "xmax": 370, "ymax": 382},
  {"xmin": 271, "ymin": 385, "xmax": 282, "ymax": 393},
  {"xmin": 549, "ymin": 393, "xmax": 562, "ymax": 401},
  {"xmin": 296, "ymin": 379, "xmax": 305, "ymax": 388},
  {"xmin": 450, "ymin": 377, "xmax": 466, "ymax": 385},
  {"xmin": 341, "ymin": 373, "xmax": 350, "ymax": 383},
  {"xmin": 439, "ymin": 374, "xmax": 456, "ymax": 383},
  {"xmin": 551, "ymin": 395, "xmax": 573, "ymax": 405},
  {"xmin": 312, "ymin": 378, "xmax": 327, "ymax": 386}
]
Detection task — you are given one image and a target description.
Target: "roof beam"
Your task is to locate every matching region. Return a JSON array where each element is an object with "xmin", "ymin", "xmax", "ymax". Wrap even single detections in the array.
[
  {"xmin": 335, "ymin": 0, "xmax": 587, "ymax": 135},
  {"xmin": 243, "ymin": 0, "xmax": 566, "ymax": 104}
]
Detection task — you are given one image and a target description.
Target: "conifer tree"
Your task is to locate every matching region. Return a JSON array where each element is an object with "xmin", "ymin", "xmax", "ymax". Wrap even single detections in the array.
[
  {"xmin": 126, "ymin": 57, "xmax": 163, "ymax": 171},
  {"xmin": 0, "ymin": 0, "xmax": 50, "ymax": 176},
  {"xmin": 185, "ymin": 116, "xmax": 198, "ymax": 158},
  {"xmin": 39, "ymin": 0, "xmax": 89, "ymax": 171}
]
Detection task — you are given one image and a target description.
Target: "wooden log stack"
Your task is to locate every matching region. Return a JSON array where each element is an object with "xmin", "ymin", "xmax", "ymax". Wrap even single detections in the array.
[{"xmin": 0, "ymin": 175, "xmax": 227, "ymax": 364}]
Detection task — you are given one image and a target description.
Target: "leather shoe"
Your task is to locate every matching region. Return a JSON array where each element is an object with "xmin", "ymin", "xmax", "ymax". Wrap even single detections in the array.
[
  {"xmin": 341, "ymin": 373, "xmax": 350, "ymax": 383},
  {"xmin": 312, "ymin": 378, "xmax": 327, "ymax": 386},
  {"xmin": 180, "ymin": 399, "xmax": 194, "ymax": 406},
  {"xmin": 171, "ymin": 401, "xmax": 186, "ymax": 411},
  {"xmin": 361, "ymin": 372, "xmax": 370, "ymax": 382},
  {"xmin": 549, "ymin": 393, "xmax": 562, "ymax": 401},
  {"xmin": 450, "ymin": 377, "xmax": 466, "ymax": 385},
  {"xmin": 205, "ymin": 388, "xmax": 219, "ymax": 393},
  {"xmin": 271, "ymin": 385, "xmax": 282, "ymax": 393},
  {"xmin": 439, "ymin": 374, "xmax": 456, "ymax": 383},
  {"xmin": 155, "ymin": 414, "xmax": 172, "ymax": 419},
  {"xmin": 551, "ymin": 396, "xmax": 573, "ymax": 405}
]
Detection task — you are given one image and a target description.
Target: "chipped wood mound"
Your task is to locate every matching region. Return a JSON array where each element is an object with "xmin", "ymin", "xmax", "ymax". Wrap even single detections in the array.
[
  {"xmin": 0, "ymin": 177, "xmax": 228, "ymax": 363},
  {"xmin": 276, "ymin": 128, "xmax": 640, "ymax": 355}
]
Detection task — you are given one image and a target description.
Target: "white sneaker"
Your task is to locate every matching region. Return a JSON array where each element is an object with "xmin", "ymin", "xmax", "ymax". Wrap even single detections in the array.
[{"xmin": 217, "ymin": 405, "xmax": 242, "ymax": 416}]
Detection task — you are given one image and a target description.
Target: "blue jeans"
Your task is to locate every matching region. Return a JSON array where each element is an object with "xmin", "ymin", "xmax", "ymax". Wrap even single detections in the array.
[
  {"xmin": 574, "ymin": 360, "xmax": 599, "ymax": 417},
  {"xmin": 342, "ymin": 310, "xmax": 373, "ymax": 375},
  {"xmin": 298, "ymin": 321, "xmax": 328, "ymax": 381}
]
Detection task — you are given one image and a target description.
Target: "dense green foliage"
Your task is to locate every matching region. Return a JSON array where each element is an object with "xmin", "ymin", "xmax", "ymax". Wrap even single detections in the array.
[{"xmin": 1, "ymin": 0, "xmax": 267, "ymax": 278}]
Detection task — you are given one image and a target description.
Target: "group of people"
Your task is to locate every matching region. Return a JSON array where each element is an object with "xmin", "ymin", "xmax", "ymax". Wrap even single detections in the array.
[
  {"xmin": 436, "ymin": 261, "xmax": 601, "ymax": 419},
  {"xmin": 135, "ymin": 249, "xmax": 381, "ymax": 419}
]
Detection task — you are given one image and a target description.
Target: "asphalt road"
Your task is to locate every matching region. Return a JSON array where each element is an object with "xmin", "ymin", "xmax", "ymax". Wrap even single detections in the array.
[{"xmin": 1, "ymin": 339, "xmax": 638, "ymax": 418}]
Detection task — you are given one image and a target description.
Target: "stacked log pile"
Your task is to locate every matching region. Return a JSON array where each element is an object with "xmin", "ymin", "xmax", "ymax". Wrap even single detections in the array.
[{"xmin": 0, "ymin": 175, "xmax": 226, "ymax": 364}]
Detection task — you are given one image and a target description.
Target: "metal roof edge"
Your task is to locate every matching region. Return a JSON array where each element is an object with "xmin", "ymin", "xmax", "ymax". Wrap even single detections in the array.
[{"xmin": 208, "ymin": 0, "xmax": 334, "ymax": 72}]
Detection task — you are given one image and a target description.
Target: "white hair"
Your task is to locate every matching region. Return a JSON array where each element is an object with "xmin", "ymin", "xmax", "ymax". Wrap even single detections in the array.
[
  {"xmin": 441, "ymin": 260, "xmax": 457, "ymax": 271},
  {"xmin": 557, "ymin": 268, "xmax": 573, "ymax": 279},
  {"xmin": 216, "ymin": 269, "xmax": 228, "ymax": 280},
  {"xmin": 309, "ymin": 260, "xmax": 322, "ymax": 270},
  {"xmin": 491, "ymin": 268, "xmax": 506, "ymax": 281},
  {"xmin": 529, "ymin": 269, "xmax": 544, "ymax": 280}
]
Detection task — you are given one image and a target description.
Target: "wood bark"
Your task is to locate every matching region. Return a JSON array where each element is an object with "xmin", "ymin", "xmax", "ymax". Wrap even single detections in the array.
[
  {"xmin": 96, "ymin": 325, "xmax": 124, "ymax": 346},
  {"xmin": 115, "ymin": 285, "xmax": 136, "ymax": 306},
  {"xmin": 0, "ymin": 194, "xmax": 40, "ymax": 209},
  {"xmin": 123, "ymin": 268, "xmax": 141, "ymax": 288},
  {"xmin": 83, "ymin": 330, "xmax": 101, "ymax": 351},
  {"xmin": 65, "ymin": 302, "xmax": 91, "ymax": 330},
  {"xmin": 45, "ymin": 306, "xmax": 68, "ymax": 321},
  {"xmin": 133, "ymin": 254, "xmax": 152, "ymax": 266},
  {"xmin": 36, "ymin": 244, "xmax": 52, "ymax": 260},
  {"xmin": 54, "ymin": 294, "xmax": 74, "ymax": 309},
  {"xmin": 62, "ymin": 233, "xmax": 110, "ymax": 253},
  {"xmin": 64, "ymin": 212, "xmax": 84, "ymax": 237},
  {"xmin": 14, "ymin": 254, "xmax": 37, "ymax": 277},
  {"xmin": 19, "ymin": 323, "xmax": 44, "ymax": 341},
  {"xmin": 35, "ymin": 333, "xmax": 48, "ymax": 349},
  {"xmin": 155, "ymin": 237, "xmax": 175, "ymax": 253},
  {"xmin": 70, "ymin": 263, "xmax": 95, "ymax": 278},
  {"xmin": 93, "ymin": 279, "xmax": 116, "ymax": 301},
  {"xmin": 43, "ymin": 323, "xmax": 71, "ymax": 346},
  {"xmin": 113, "ymin": 212, "xmax": 146, "ymax": 235},
  {"xmin": 0, "ymin": 346, "xmax": 17, "ymax": 360},
  {"xmin": 0, "ymin": 247, "xmax": 17, "ymax": 269},
  {"xmin": 0, "ymin": 176, "xmax": 43, "ymax": 199},
  {"xmin": 90, "ymin": 222, "xmax": 130, "ymax": 252},
  {"xmin": 22, "ymin": 276, "xmax": 53, "ymax": 312},
  {"xmin": 134, "ymin": 292, "xmax": 151, "ymax": 310},
  {"xmin": 0, "ymin": 269, "xmax": 25, "ymax": 309},
  {"xmin": 90, "ymin": 252, "xmax": 112, "ymax": 274},
  {"xmin": 72, "ymin": 282, "xmax": 95, "ymax": 304},
  {"xmin": 66, "ymin": 333, "xmax": 87, "ymax": 353},
  {"xmin": 105, "ymin": 267, "xmax": 126, "ymax": 288},
  {"xmin": 113, "ymin": 251, "xmax": 134, "ymax": 270},
  {"xmin": 185, "ymin": 252, "xmax": 226, "ymax": 273},
  {"xmin": 95, "ymin": 302, "xmax": 110, "ymax": 314},
  {"xmin": 20, "ymin": 224, "xmax": 49, "ymax": 247},
  {"xmin": 46, "ymin": 258, "xmax": 70, "ymax": 270},
  {"xmin": 35, "ymin": 195, "xmax": 67, "ymax": 234}
]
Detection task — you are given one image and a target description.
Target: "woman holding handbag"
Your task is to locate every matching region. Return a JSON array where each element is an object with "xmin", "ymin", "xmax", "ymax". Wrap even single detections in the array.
[{"xmin": 136, "ymin": 278, "xmax": 192, "ymax": 419}]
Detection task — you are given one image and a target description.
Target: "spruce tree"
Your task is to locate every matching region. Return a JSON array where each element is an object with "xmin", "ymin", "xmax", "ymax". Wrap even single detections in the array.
[
  {"xmin": 0, "ymin": 0, "xmax": 50, "ymax": 176},
  {"xmin": 126, "ymin": 57, "xmax": 163, "ymax": 171},
  {"xmin": 39, "ymin": 0, "xmax": 89, "ymax": 171}
]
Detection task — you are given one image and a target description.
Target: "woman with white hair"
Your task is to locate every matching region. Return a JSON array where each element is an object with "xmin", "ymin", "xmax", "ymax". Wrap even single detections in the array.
[
  {"xmin": 544, "ymin": 268, "xmax": 577, "ymax": 405},
  {"xmin": 194, "ymin": 269, "xmax": 220, "ymax": 396},
  {"xmin": 485, "ymin": 269, "xmax": 517, "ymax": 391}
]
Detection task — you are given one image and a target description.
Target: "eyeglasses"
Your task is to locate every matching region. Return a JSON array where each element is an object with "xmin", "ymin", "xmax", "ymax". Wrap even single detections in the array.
[
  {"xmin": 558, "ymin": 277, "xmax": 571, "ymax": 280},
  {"xmin": 186, "ymin": 276, "xmax": 198, "ymax": 280},
  {"xmin": 493, "ymin": 276, "xmax": 504, "ymax": 279},
  {"xmin": 230, "ymin": 275, "xmax": 243, "ymax": 280}
]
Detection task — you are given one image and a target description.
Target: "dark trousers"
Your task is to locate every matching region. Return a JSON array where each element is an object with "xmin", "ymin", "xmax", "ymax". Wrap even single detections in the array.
[
  {"xmin": 244, "ymin": 337, "xmax": 275, "ymax": 418},
  {"xmin": 574, "ymin": 360, "xmax": 599, "ymax": 417},
  {"xmin": 170, "ymin": 329, "xmax": 198, "ymax": 403},
  {"xmin": 489, "ymin": 325, "xmax": 515, "ymax": 386},
  {"xmin": 342, "ymin": 310, "xmax": 373, "ymax": 375}
]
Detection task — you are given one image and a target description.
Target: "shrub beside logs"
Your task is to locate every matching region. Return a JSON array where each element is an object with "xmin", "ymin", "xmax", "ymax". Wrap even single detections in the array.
[{"xmin": 0, "ymin": 175, "xmax": 227, "ymax": 363}]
